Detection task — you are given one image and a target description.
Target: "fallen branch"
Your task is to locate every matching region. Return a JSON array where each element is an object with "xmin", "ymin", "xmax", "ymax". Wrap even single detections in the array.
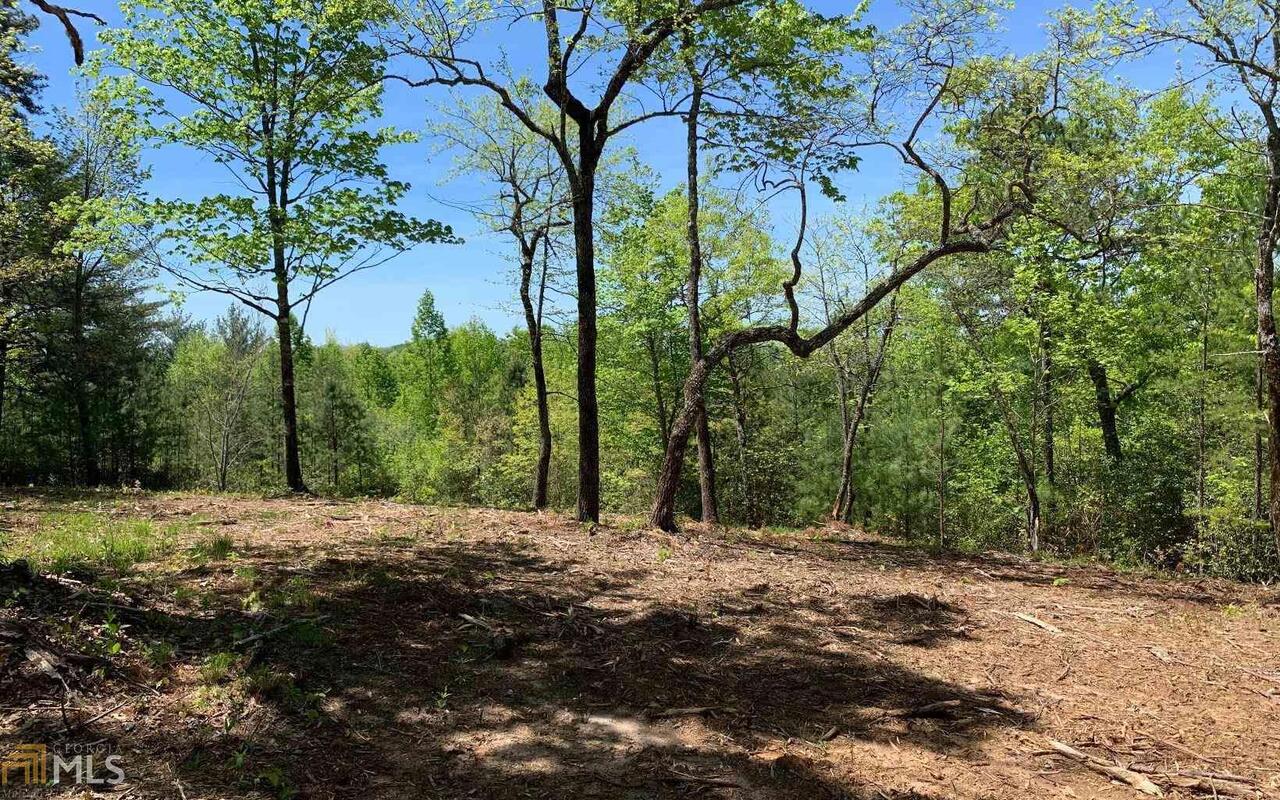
[
  {"xmin": 458, "ymin": 613, "xmax": 496, "ymax": 632},
  {"xmin": 1046, "ymin": 739, "xmax": 1163, "ymax": 796},
  {"xmin": 650, "ymin": 706, "xmax": 720, "ymax": 718},
  {"xmin": 897, "ymin": 699, "xmax": 965, "ymax": 718},
  {"xmin": 1014, "ymin": 612, "xmax": 1062, "ymax": 635},
  {"xmin": 233, "ymin": 615, "xmax": 330, "ymax": 647},
  {"xmin": 662, "ymin": 770, "xmax": 743, "ymax": 788},
  {"xmin": 1130, "ymin": 766, "xmax": 1263, "ymax": 798},
  {"xmin": 72, "ymin": 696, "xmax": 135, "ymax": 731}
]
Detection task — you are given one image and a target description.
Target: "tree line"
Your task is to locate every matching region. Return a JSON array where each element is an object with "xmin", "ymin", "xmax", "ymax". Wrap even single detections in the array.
[{"xmin": 3, "ymin": 0, "xmax": 1280, "ymax": 579}]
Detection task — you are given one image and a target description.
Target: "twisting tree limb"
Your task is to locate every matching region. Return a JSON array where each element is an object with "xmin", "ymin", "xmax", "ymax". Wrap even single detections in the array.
[{"xmin": 27, "ymin": 0, "xmax": 104, "ymax": 65}]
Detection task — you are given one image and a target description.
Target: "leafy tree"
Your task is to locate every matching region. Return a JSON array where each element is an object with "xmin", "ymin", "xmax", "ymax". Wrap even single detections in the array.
[
  {"xmin": 650, "ymin": 2, "xmax": 1054, "ymax": 530},
  {"xmin": 430, "ymin": 94, "xmax": 568, "ymax": 507},
  {"xmin": 98, "ymin": 0, "xmax": 457, "ymax": 492},
  {"xmin": 167, "ymin": 307, "xmax": 270, "ymax": 490}
]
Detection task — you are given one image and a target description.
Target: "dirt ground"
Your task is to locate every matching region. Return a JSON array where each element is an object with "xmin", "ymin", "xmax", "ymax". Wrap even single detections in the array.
[{"xmin": 1, "ymin": 491, "xmax": 1277, "ymax": 799}]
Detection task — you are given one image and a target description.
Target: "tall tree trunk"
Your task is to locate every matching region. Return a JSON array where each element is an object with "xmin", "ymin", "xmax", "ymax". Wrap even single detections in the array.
[
  {"xmin": 218, "ymin": 424, "xmax": 230, "ymax": 492},
  {"xmin": 1257, "ymin": 126, "xmax": 1280, "ymax": 557},
  {"xmin": 936, "ymin": 330, "xmax": 946, "ymax": 549},
  {"xmin": 275, "ymin": 307, "xmax": 305, "ymax": 492},
  {"xmin": 518, "ymin": 240, "xmax": 552, "ymax": 510},
  {"xmin": 0, "ymin": 338, "xmax": 7, "ymax": 472},
  {"xmin": 683, "ymin": 38, "xmax": 718, "ymax": 524},
  {"xmin": 646, "ymin": 331, "xmax": 671, "ymax": 449},
  {"xmin": 829, "ymin": 348, "xmax": 854, "ymax": 522},
  {"xmin": 571, "ymin": 151, "xmax": 601, "ymax": 523},
  {"xmin": 726, "ymin": 351, "xmax": 758, "ymax": 527},
  {"xmin": 1197, "ymin": 266, "xmax": 1210, "ymax": 517},
  {"xmin": 264, "ymin": 114, "xmax": 307, "ymax": 493},
  {"xmin": 1041, "ymin": 321, "xmax": 1055, "ymax": 487},
  {"xmin": 70, "ymin": 261, "xmax": 98, "ymax": 485},
  {"xmin": 1256, "ymin": 356, "xmax": 1265, "ymax": 519},
  {"xmin": 651, "ymin": 361, "xmax": 707, "ymax": 531},
  {"xmin": 1086, "ymin": 359, "xmax": 1123, "ymax": 463},
  {"xmin": 829, "ymin": 296, "xmax": 898, "ymax": 522},
  {"xmin": 831, "ymin": 412, "xmax": 857, "ymax": 522}
]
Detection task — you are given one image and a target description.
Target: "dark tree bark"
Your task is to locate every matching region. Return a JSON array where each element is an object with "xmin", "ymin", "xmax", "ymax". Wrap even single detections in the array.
[
  {"xmin": 649, "ymin": 235, "xmax": 1004, "ymax": 531},
  {"xmin": 569, "ymin": 159, "xmax": 601, "ymax": 522},
  {"xmin": 274, "ymin": 308, "xmax": 305, "ymax": 492},
  {"xmin": 262, "ymin": 85, "xmax": 307, "ymax": 493},
  {"xmin": 1086, "ymin": 358, "xmax": 1147, "ymax": 465},
  {"xmin": 1086, "ymin": 359, "xmax": 1123, "ymax": 463},
  {"xmin": 518, "ymin": 237, "xmax": 553, "ymax": 509},
  {"xmin": 683, "ymin": 37, "xmax": 719, "ymax": 524},
  {"xmin": 1257, "ymin": 125, "xmax": 1280, "ymax": 555},
  {"xmin": 645, "ymin": 330, "xmax": 671, "ymax": 449},
  {"xmin": 67, "ymin": 255, "xmax": 99, "ymax": 486},
  {"xmin": 1041, "ymin": 320, "xmax": 1055, "ymax": 486},
  {"xmin": 725, "ymin": 351, "xmax": 758, "ymax": 527},
  {"xmin": 830, "ymin": 296, "xmax": 898, "ymax": 523}
]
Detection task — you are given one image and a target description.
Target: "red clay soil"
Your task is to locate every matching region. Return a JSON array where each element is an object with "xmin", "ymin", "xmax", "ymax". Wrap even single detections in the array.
[{"xmin": 1, "ymin": 492, "xmax": 1277, "ymax": 799}]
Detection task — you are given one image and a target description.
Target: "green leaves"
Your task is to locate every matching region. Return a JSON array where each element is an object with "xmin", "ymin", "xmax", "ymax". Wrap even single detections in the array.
[{"xmin": 96, "ymin": 0, "xmax": 457, "ymax": 307}]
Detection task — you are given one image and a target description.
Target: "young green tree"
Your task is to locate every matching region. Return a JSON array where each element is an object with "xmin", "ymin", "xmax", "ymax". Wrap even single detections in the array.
[
  {"xmin": 98, "ymin": 0, "xmax": 456, "ymax": 492},
  {"xmin": 649, "ymin": 3, "xmax": 1053, "ymax": 531},
  {"xmin": 388, "ymin": 0, "xmax": 858, "ymax": 522},
  {"xmin": 0, "ymin": 102, "xmax": 56, "ymax": 456},
  {"xmin": 431, "ymin": 93, "xmax": 568, "ymax": 509},
  {"xmin": 1098, "ymin": 0, "xmax": 1280, "ymax": 555},
  {"xmin": 167, "ymin": 307, "xmax": 269, "ymax": 491}
]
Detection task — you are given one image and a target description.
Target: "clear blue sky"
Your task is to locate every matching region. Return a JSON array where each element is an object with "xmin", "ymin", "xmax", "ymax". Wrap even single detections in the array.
[{"xmin": 20, "ymin": 0, "xmax": 1169, "ymax": 345}]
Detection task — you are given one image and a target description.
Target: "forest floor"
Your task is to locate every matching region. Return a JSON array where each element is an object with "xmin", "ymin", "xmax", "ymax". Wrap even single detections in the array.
[{"xmin": 0, "ymin": 491, "xmax": 1277, "ymax": 799}]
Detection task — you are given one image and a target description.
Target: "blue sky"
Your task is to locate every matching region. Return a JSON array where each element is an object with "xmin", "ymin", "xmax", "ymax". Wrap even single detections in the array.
[{"xmin": 20, "ymin": 0, "xmax": 1169, "ymax": 345}]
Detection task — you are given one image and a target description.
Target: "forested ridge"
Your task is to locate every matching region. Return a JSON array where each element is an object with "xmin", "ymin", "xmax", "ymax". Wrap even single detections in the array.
[{"xmin": 3, "ymin": 0, "xmax": 1280, "ymax": 582}]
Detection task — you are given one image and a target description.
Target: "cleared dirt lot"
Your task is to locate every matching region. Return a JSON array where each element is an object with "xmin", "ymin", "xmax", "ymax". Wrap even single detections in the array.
[{"xmin": 2, "ymin": 491, "xmax": 1277, "ymax": 798}]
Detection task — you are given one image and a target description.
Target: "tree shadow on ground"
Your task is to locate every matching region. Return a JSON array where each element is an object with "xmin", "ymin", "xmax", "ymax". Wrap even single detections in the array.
[{"xmin": 5, "ymin": 525, "xmax": 1027, "ymax": 799}]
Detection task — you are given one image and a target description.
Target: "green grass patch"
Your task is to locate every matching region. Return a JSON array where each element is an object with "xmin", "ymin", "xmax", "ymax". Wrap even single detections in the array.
[
  {"xmin": 200, "ymin": 651, "xmax": 239, "ymax": 684},
  {"xmin": 6, "ymin": 512, "xmax": 183, "ymax": 574},
  {"xmin": 189, "ymin": 531, "xmax": 236, "ymax": 562}
]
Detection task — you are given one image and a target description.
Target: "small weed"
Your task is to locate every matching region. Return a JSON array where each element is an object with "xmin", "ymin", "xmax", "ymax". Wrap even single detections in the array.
[
  {"xmin": 101, "ymin": 610, "xmax": 126, "ymax": 655},
  {"xmin": 287, "ymin": 620, "xmax": 329, "ymax": 648},
  {"xmin": 270, "ymin": 577, "xmax": 316, "ymax": 611},
  {"xmin": 142, "ymin": 640, "xmax": 176, "ymax": 667},
  {"xmin": 656, "ymin": 545, "xmax": 673, "ymax": 564},
  {"xmin": 1052, "ymin": 577, "xmax": 1072, "ymax": 587},
  {"xmin": 190, "ymin": 532, "xmax": 236, "ymax": 562},
  {"xmin": 244, "ymin": 667, "xmax": 324, "ymax": 717},
  {"xmin": 257, "ymin": 765, "xmax": 296, "ymax": 800},
  {"xmin": 201, "ymin": 651, "xmax": 238, "ymax": 684},
  {"xmin": 242, "ymin": 589, "xmax": 265, "ymax": 614}
]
